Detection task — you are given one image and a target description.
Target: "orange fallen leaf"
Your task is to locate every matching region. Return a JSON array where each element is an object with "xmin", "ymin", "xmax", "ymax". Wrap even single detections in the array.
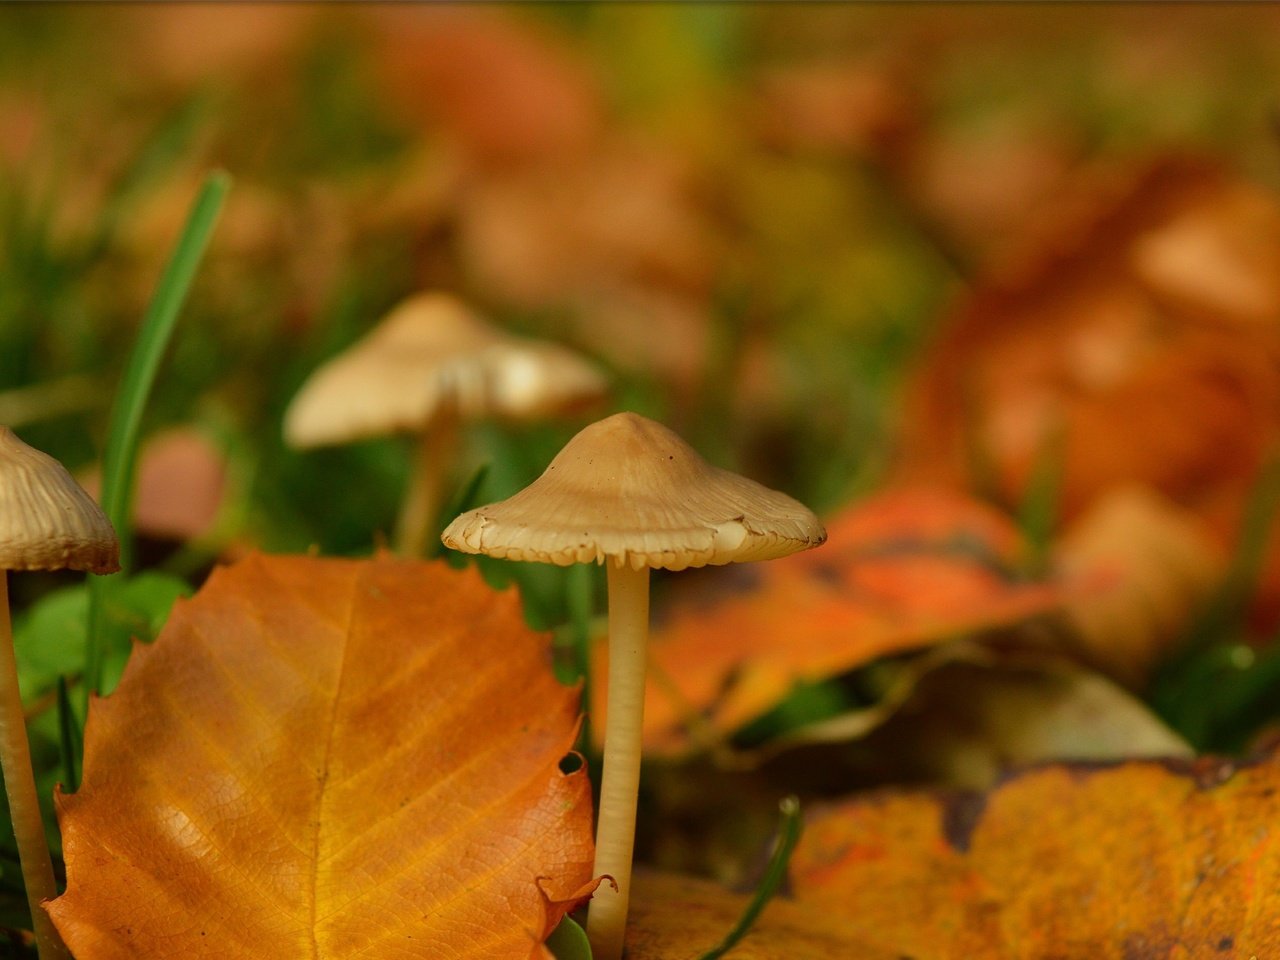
[
  {"xmin": 458, "ymin": 142, "xmax": 717, "ymax": 306},
  {"xmin": 899, "ymin": 155, "xmax": 1280, "ymax": 545},
  {"xmin": 625, "ymin": 870, "xmax": 897, "ymax": 960},
  {"xmin": 49, "ymin": 554, "xmax": 594, "ymax": 959},
  {"xmin": 594, "ymin": 488, "xmax": 1072, "ymax": 754},
  {"xmin": 371, "ymin": 7, "xmax": 603, "ymax": 168},
  {"xmin": 1132, "ymin": 170, "xmax": 1280, "ymax": 327},
  {"xmin": 635, "ymin": 650, "xmax": 1188, "ymax": 888},
  {"xmin": 563, "ymin": 282, "xmax": 714, "ymax": 399},
  {"xmin": 751, "ymin": 58, "xmax": 921, "ymax": 163},
  {"xmin": 454, "ymin": 139, "xmax": 720, "ymax": 399},
  {"xmin": 791, "ymin": 750, "xmax": 1280, "ymax": 958},
  {"xmin": 1055, "ymin": 486, "xmax": 1227, "ymax": 687},
  {"xmin": 906, "ymin": 115, "xmax": 1082, "ymax": 260},
  {"xmin": 122, "ymin": 4, "xmax": 311, "ymax": 87}
]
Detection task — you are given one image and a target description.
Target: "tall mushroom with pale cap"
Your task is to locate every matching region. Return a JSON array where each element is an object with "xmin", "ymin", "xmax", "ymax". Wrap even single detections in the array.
[
  {"xmin": 284, "ymin": 292, "xmax": 607, "ymax": 555},
  {"xmin": 0, "ymin": 427, "xmax": 119, "ymax": 959},
  {"xmin": 442, "ymin": 411, "xmax": 826, "ymax": 959}
]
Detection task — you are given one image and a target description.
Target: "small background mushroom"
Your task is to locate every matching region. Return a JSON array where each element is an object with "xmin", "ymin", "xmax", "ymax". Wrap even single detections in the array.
[{"xmin": 284, "ymin": 292, "xmax": 608, "ymax": 555}]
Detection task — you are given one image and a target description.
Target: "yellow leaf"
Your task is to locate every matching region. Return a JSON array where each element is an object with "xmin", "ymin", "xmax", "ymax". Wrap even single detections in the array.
[
  {"xmin": 49, "ymin": 554, "xmax": 594, "ymax": 959},
  {"xmin": 898, "ymin": 156, "xmax": 1280, "ymax": 629},
  {"xmin": 625, "ymin": 870, "xmax": 899, "ymax": 960},
  {"xmin": 792, "ymin": 750, "xmax": 1280, "ymax": 958},
  {"xmin": 1056, "ymin": 486, "xmax": 1226, "ymax": 686}
]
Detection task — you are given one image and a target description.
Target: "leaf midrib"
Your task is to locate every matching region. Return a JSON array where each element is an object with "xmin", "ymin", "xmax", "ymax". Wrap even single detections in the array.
[{"xmin": 306, "ymin": 572, "xmax": 359, "ymax": 960}]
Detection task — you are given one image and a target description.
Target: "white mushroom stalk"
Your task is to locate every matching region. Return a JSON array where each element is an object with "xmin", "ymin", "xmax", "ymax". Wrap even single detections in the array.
[
  {"xmin": 0, "ymin": 574, "xmax": 65, "ymax": 959},
  {"xmin": 441, "ymin": 412, "xmax": 825, "ymax": 960},
  {"xmin": 590, "ymin": 562, "xmax": 649, "ymax": 958},
  {"xmin": 0, "ymin": 427, "xmax": 119, "ymax": 959}
]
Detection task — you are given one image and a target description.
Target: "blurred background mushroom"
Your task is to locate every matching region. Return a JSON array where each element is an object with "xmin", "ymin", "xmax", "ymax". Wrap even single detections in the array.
[{"xmin": 284, "ymin": 292, "xmax": 608, "ymax": 555}]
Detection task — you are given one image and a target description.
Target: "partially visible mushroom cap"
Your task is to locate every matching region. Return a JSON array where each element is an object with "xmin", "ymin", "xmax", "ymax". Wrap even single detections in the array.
[
  {"xmin": 283, "ymin": 292, "xmax": 607, "ymax": 448},
  {"xmin": 0, "ymin": 428, "xmax": 120, "ymax": 573},
  {"xmin": 442, "ymin": 411, "xmax": 826, "ymax": 571},
  {"xmin": 482, "ymin": 340, "xmax": 608, "ymax": 421}
]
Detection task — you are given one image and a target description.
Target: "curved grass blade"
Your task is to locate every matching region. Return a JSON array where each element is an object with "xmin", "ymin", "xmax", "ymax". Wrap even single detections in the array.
[
  {"xmin": 83, "ymin": 171, "xmax": 230, "ymax": 712},
  {"xmin": 697, "ymin": 795, "xmax": 803, "ymax": 960},
  {"xmin": 56, "ymin": 677, "xmax": 80, "ymax": 794}
]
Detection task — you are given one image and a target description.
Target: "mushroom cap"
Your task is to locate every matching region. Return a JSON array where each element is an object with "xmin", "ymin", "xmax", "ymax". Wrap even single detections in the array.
[
  {"xmin": 0, "ymin": 428, "xmax": 120, "ymax": 573},
  {"xmin": 283, "ymin": 292, "xmax": 607, "ymax": 448},
  {"xmin": 442, "ymin": 412, "xmax": 826, "ymax": 571}
]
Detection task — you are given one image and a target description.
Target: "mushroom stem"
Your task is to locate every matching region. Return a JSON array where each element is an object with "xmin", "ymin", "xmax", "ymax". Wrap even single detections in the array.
[
  {"xmin": 0, "ymin": 574, "xmax": 69, "ymax": 959},
  {"xmin": 395, "ymin": 412, "xmax": 459, "ymax": 556},
  {"xmin": 588, "ymin": 562, "xmax": 649, "ymax": 960}
]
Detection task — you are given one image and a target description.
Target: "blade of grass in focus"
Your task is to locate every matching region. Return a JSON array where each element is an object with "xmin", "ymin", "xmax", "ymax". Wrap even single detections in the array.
[
  {"xmin": 697, "ymin": 795, "xmax": 803, "ymax": 960},
  {"xmin": 83, "ymin": 171, "xmax": 230, "ymax": 714},
  {"xmin": 56, "ymin": 677, "xmax": 81, "ymax": 794}
]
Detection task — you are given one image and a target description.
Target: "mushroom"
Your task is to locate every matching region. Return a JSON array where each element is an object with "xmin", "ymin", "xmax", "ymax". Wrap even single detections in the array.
[
  {"xmin": 0, "ymin": 427, "xmax": 119, "ymax": 959},
  {"xmin": 284, "ymin": 292, "xmax": 607, "ymax": 555},
  {"xmin": 441, "ymin": 412, "xmax": 825, "ymax": 959}
]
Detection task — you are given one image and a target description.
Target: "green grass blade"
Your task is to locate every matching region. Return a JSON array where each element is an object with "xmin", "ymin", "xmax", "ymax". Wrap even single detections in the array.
[
  {"xmin": 697, "ymin": 795, "xmax": 803, "ymax": 960},
  {"xmin": 97, "ymin": 170, "xmax": 230, "ymax": 566},
  {"xmin": 83, "ymin": 170, "xmax": 230, "ymax": 710},
  {"xmin": 56, "ymin": 676, "xmax": 81, "ymax": 794}
]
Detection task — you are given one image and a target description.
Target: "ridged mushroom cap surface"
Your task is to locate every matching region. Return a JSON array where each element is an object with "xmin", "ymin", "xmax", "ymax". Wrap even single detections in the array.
[
  {"xmin": 442, "ymin": 412, "xmax": 827, "ymax": 571},
  {"xmin": 0, "ymin": 428, "xmax": 120, "ymax": 573},
  {"xmin": 284, "ymin": 292, "xmax": 606, "ymax": 447}
]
